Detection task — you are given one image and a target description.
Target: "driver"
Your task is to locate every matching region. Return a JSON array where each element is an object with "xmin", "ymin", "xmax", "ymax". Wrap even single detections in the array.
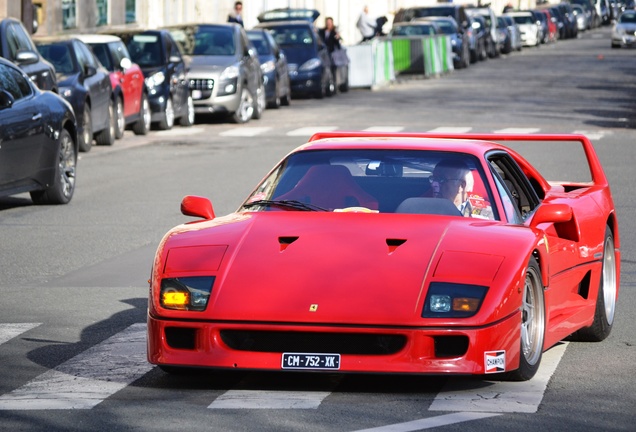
[{"xmin": 428, "ymin": 158, "xmax": 474, "ymax": 216}]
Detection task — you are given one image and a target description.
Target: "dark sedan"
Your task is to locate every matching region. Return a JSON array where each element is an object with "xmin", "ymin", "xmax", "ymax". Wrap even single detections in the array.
[
  {"xmin": 247, "ymin": 28, "xmax": 292, "ymax": 109},
  {"xmin": 36, "ymin": 37, "xmax": 115, "ymax": 152},
  {"xmin": 0, "ymin": 57, "xmax": 77, "ymax": 204},
  {"xmin": 0, "ymin": 18, "xmax": 57, "ymax": 92},
  {"xmin": 105, "ymin": 29, "xmax": 194, "ymax": 130},
  {"xmin": 414, "ymin": 17, "xmax": 470, "ymax": 69}
]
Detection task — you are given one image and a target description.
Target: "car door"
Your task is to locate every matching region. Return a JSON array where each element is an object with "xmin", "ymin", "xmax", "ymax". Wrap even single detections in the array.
[
  {"xmin": 111, "ymin": 40, "xmax": 143, "ymax": 117},
  {"xmin": 164, "ymin": 33, "xmax": 187, "ymax": 116},
  {"xmin": 267, "ymin": 31, "xmax": 289, "ymax": 92},
  {"xmin": 240, "ymin": 28, "xmax": 260, "ymax": 96},
  {"xmin": 75, "ymin": 40, "xmax": 110, "ymax": 131},
  {"xmin": 0, "ymin": 63, "xmax": 46, "ymax": 186}
]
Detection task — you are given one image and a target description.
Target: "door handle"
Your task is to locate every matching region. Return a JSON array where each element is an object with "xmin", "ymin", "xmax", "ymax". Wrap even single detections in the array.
[{"xmin": 32, "ymin": 113, "xmax": 42, "ymax": 121}]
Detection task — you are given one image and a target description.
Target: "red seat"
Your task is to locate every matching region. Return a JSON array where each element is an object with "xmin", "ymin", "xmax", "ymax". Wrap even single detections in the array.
[{"xmin": 275, "ymin": 165, "xmax": 378, "ymax": 210}]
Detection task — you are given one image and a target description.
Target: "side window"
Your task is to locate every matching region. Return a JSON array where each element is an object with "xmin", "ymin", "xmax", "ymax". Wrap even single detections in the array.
[
  {"xmin": 488, "ymin": 152, "xmax": 540, "ymax": 223},
  {"xmin": 77, "ymin": 41, "xmax": 98, "ymax": 69},
  {"xmin": 12, "ymin": 23, "xmax": 36, "ymax": 52},
  {"xmin": 492, "ymin": 167, "xmax": 522, "ymax": 224},
  {"xmin": 0, "ymin": 64, "xmax": 32, "ymax": 100},
  {"xmin": 166, "ymin": 36, "xmax": 181, "ymax": 60}
]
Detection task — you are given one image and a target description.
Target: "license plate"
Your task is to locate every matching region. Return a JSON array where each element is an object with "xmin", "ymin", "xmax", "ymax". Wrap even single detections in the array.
[
  {"xmin": 191, "ymin": 89, "xmax": 202, "ymax": 100},
  {"xmin": 281, "ymin": 353, "xmax": 340, "ymax": 370}
]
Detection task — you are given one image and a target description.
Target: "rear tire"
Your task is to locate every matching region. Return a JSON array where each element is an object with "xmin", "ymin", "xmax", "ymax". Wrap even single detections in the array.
[
  {"xmin": 30, "ymin": 129, "xmax": 76, "ymax": 205},
  {"xmin": 504, "ymin": 257, "xmax": 545, "ymax": 381},
  {"xmin": 95, "ymin": 100, "xmax": 115, "ymax": 146},
  {"xmin": 570, "ymin": 226, "xmax": 617, "ymax": 341}
]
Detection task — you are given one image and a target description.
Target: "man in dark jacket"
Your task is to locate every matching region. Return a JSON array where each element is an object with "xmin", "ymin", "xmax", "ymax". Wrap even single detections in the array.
[{"xmin": 227, "ymin": 1, "xmax": 244, "ymax": 27}]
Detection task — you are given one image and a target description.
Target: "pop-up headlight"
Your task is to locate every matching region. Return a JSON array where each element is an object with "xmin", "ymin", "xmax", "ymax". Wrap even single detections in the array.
[
  {"xmin": 423, "ymin": 282, "xmax": 488, "ymax": 318},
  {"xmin": 160, "ymin": 276, "xmax": 215, "ymax": 311}
]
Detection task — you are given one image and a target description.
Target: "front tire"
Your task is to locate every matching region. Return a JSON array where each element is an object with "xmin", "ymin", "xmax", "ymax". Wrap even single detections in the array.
[
  {"xmin": 505, "ymin": 257, "xmax": 545, "ymax": 381},
  {"xmin": 133, "ymin": 93, "xmax": 151, "ymax": 135},
  {"xmin": 179, "ymin": 93, "xmax": 195, "ymax": 126},
  {"xmin": 252, "ymin": 82, "xmax": 266, "ymax": 119},
  {"xmin": 231, "ymin": 87, "xmax": 254, "ymax": 124},
  {"xmin": 157, "ymin": 97, "xmax": 175, "ymax": 130},
  {"xmin": 79, "ymin": 103, "xmax": 92, "ymax": 152},
  {"xmin": 114, "ymin": 96, "xmax": 125, "ymax": 139},
  {"xmin": 571, "ymin": 226, "xmax": 617, "ymax": 341},
  {"xmin": 30, "ymin": 128, "xmax": 76, "ymax": 205}
]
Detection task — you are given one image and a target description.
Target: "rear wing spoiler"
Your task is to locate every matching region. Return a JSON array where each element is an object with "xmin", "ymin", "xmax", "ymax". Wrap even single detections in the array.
[{"xmin": 308, "ymin": 132, "xmax": 608, "ymax": 186}]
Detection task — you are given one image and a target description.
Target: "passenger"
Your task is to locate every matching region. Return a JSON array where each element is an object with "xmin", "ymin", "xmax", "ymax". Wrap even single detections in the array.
[{"xmin": 428, "ymin": 158, "xmax": 474, "ymax": 216}]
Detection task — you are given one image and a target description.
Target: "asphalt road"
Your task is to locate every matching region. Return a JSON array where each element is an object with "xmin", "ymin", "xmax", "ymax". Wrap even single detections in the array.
[{"xmin": 0, "ymin": 26, "xmax": 634, "ymax": 431}]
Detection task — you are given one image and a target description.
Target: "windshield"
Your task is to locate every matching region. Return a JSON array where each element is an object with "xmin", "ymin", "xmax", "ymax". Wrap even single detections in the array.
[
  {"xmin": 512, "ymin": 15, "xmax": 535, "ymax": 25},
  {"xmin": 37, "ymin": 43, "xmax": 76, "ymax": 75},
  {"xmin": 434, "ymin": 20, "xmax": 458, "ymax": 35},
  {"xmin": 169, "ymin": 26, "xmax": 236, "ymax": 56},
  {"xmin": 620, "ymin": 12, "xmax": 636, "ymax": 24},
  {"xmin": 413, "ymin": 7, "xmax": 456, "ymax": 19},
  {"xmin": 391, "ymin": 24, "xmax": 437, "ymax": 36},
  {"xmin": 243, "ymin": 149, "xmax": 496, "ymax": 219},
  {"xmin": 125, "ymin": 34, "xmax": 164, "ymax": 68},
  {"xmin": 266, "ymin": 25, "xmax": 315, "ymax": 46},
  {"xmin": 247, "ymin": 32, "xmax": 270, "ymax": 55}
]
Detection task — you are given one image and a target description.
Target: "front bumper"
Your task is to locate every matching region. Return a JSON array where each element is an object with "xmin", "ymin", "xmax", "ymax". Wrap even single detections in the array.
[
  {"xmin": 288, "ymin": 68, "xmax": 322, "ymax": 95},
  {"xmin": 148, "ymin": 310, "xmax": 521, "ymax": 376}
]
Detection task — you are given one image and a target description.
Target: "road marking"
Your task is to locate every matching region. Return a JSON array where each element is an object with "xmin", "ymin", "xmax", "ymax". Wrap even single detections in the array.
[
  {"xmin": 287, "ymin": 126, "xmax": 338, "ymax": 136},
  {"xmin": 351, "ymin": 412, "xmax": 502, "ymax": 432},
  {"xmin": 493, "ymin": 128, "xmax": 541, "ymax": 134},
  {"xmin": 220, "ymin": 127, "xmax": 272, "ymax": 137},
  {"xmin": 0, "ymin": 323, "xmax": 40, "ymax": 345},
  {"xmin": 0, "ymin": 324, "xmax": 152, "ymax": 410},
  {"xmin": 429, "ymin": 342, "xmax": 568, "ymax": 413},
  {"xmin": 572, "ymin": 130, "xmax": 612, "ymax": 141},
  {"xmin": 426, "ymin": 127, "xmax": 473, "ymax": 133},
  {"xmin": 154, "ymin": 127, "xmax": 204, "ymax": 137},
  {"xmin": 209, "ymin": 390, "xmax": 331, "ymax": 409},
  {"xmin": 363, "ymin": 126, "xmax": 405, "ymax": 132}
]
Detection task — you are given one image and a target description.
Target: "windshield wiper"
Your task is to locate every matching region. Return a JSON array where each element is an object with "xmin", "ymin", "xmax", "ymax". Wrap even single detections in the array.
[{"xmin": 242, "ymin": 199, "xmax": 328, "ymax": 212}]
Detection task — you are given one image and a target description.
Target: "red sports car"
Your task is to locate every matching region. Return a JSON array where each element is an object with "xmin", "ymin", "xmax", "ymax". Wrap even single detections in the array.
[{"xmin": 147, "ymin": 132, "xmax": 620, "ymax": 381}]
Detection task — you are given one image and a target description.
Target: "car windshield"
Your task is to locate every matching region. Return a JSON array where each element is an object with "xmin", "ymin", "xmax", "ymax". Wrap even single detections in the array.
[
  {"xmin": 169, "ymin": 26, "xmax": 236, "ymax": 56},
  {"xmin": 512, "ymin": 15, "xmax": 535, "ymax": 25},
  {"xmin": 247, "ymin": 32, "xmax": 270, "ymax": 55},
  {"xmin": 391, "ymin": 24, "xmax": 436, "ymax": 36},
  {"xmin": 243, "ymin": 149, "xmax": 496, "ymax": 219},
  {"xmin": 36, "ymin": 43, "xmax": 76, "ymax": 75},
  {"xmin": 413, "ymin": 7, "xmax": 456, "ymax": 19},
  {"xmin": 620, "ymin": 12, "xmax": 636, "ymax": 23},
  {"xmin": 125, "ymin": 34, "xmax": 164, "ymax": 68},
  {"xmin": 434, "ymin": 20, "xmax": 458, "ymax": 35},
  {"xmin": 266, "ymin": 25, "xmax": 314, "ymax": 46}
]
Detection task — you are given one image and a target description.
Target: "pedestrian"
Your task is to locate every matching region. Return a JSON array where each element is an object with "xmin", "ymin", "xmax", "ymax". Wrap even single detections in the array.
[
  {"xmin": 356, "ymin": 5, "xmax": 376, "ymax": 42},
  {"xmin": 228, "ymin": 1, "xmax": 244, "ymax": 27},
  {"xmin": 318, "ymin": 17, "xmax": 342, "ymax": 53}
]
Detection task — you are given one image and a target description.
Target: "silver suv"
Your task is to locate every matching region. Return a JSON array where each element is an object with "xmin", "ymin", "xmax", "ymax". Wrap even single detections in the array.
[{"xmin": 166, "ymin": 23, "xmax": 265, "ymax": 124}]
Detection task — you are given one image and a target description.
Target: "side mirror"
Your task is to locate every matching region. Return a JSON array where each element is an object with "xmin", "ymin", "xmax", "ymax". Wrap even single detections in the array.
[
  {"xmin": 85, "ymin": 65, "xmax": 97, "ymax": 77},
  {"xmin": 0, "ymin": 90, "xmax": 15, "ymax": 110},
  {"xmin": 181, "ymin": 195, "xmax": 215, "ymax": 220},
  {"xmin": 15, "ymin": 50, "xmax": 38, "ymax": 65},
  {"xmin": 530, "ymin": 203, "xmax": 572, "ymax": 228},
  {"xmin": 168, "ymin": 55, "xmax": 181, "ymax": 64},
  {"xmin": 120, "ymin": 57, "xmax": 132, "ymax": 70}
]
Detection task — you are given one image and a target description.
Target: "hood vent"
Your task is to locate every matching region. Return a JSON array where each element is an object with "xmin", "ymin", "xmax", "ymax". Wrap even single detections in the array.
[
  {"xmin": 279, "ymin": 236, "xmax": 299, "ymax": 251},
  {"xmin": 386, "ymin": 238, "xmax": 407, "ymax": 254}
]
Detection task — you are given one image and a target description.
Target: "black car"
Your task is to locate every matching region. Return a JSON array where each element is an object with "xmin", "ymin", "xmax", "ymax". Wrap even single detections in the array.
[
  {"xmin": 0, "ymin": 18, "xmax": 57, "ymax": 92},
  {"xmin": 469, "ymin": 15, "xmax": 490, "ymax": 61},
  {"xmin": 0, "ymin": 57, "xmax": 77, "ymax": 204},
  {"xmin": 36, "ymin": 37, "xmax": 115, "ymax": 152},
  {"xmin": 416, "ymin": 17, "xmax": 470, "ymax": 69},
  {"xmin": 105, "ymin": 29, "xmax": 193, "ymax": 130},
  {"xmin": 246, "ymin": 28, "xmax": 292, "ymax": 108},
  {"xmin": 256, "ymin": 9, "xmax": 340, "ymax": 99}
]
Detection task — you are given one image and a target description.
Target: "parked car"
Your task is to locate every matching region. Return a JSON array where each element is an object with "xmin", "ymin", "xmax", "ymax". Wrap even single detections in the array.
[
  {"xmin": 76, "ymin": 34, "xmax": 150, "ymax": 137},
  {"xmin": 500, "ymin": 15, "xmax": 523, "ymax": 51},
  {"xmin": 389, "ymin": 21, "xmax": 441, "ymax": 37},
  {"xmin": 104, "ymin": 29, "xmax": 193, "ymax": 130},
  {"xmin": 531, "ymin": 10, "xmax": 548, "ymax": 43},
  {"xmin": 611, "ymin": 9, "xmax": 636, "ymax": 47},
  {"xmin": 0, "ymin": 57, "xmax": 77, "ymax": 204},
  {"xmin": 165, "ymin": 23, "xmax": 264, "ymax": 124},
  {"xmin": 571, "ymin": 4, "xmax": 590, "ymax": 31},
  {"xmin": 538, "ymin": 9, "xmax": 559, "ymax": 43},
  {"xmin": 416, "ymin": 17, "xmax": 471, "ymax": 69},
  {"xmin": 0, "ymin": 18, "xmax": 57, "ymax": 92},
  {"xmin": 469, "ymin": 14, "xmax": 491, "ymax": 61},
  {"xmin": 467, "ymin": 6, "xmax": 500, "ymax": 57},
  {"xmin": 148, "ymin": 131, "xmax": 619, "ymax": 382},
  {"xmin": 256, "ymin": 10, "xmax": 338, "ymax": 99},
  {"xmin": 508, "ymin": 12, "xmax": 542, "ymax": 46},
  {"xmin": 568, "ymin": 0, "xmax": 599, "ymax": 28},
  {"xmin": 36, "ymin": 36, "xmax": 115, "ymax": 152},
  {"xmin": 246, "ymin": 28, "xmax": 292, "ymax": 109},
  {"xmin": 557, "ymin": 3, "xmax": 579, "ymax": 38}
]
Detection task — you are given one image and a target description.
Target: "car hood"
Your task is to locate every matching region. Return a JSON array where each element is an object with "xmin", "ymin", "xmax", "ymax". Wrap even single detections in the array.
[
  {"xmin": 616, "ymin": 24, "xmax": 636, "ymax": 32},
  {"xmin": 56, "ymin": 72, "xmax": 78, "ymax": 86},
  {"xmin": 159, "ymin": 212, "xmax": 518, "ymax": 325},
  {"xmin": 185, "ymin": 55, "xmax": 237, "ymax": 71},
  {"xmin": 278, "ymin": 45, "xmax": 316, "ymax": 65}
]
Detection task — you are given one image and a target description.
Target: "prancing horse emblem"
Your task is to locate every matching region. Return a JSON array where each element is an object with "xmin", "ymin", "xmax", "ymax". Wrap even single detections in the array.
[{"xmin": 309, "ymin": 304, "xmax": 318, "ymax": 312}]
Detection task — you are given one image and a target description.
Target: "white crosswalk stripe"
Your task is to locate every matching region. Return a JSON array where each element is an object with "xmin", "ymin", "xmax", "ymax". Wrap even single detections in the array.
[
  {"xmin": 426, "ymin": 127, "xmax": 473, "ymax": 133},
  {"xmin": 220, "ymin": 127, "xmax": 272, "ymax": 137},
  {"xmin": 572, "ymin": 130, "xmax": 613, "ymax": 141},
  {"xmin": 209, "ymin": 390, "xmax": 331, "ymax": 409},
  {"xmin": 286, "ymin": 126, "xmax": 338, "ymax": 136},
  {"xmin": 154, "ymin": 127, "xmax": 205, "ymax": 137},
  {"xmin": 0, "ymin": 323, "xmax": 151, "ymax": 410},
  {"xmin": 0, "ymin": 323, "xmax": 40, "ymax": 346},
  {"xmin": 493, "ymin": 128, "xmax": 541, "ymax": 134}
]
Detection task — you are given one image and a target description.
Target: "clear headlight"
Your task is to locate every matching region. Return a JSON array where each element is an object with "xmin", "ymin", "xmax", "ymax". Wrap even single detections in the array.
[
  {"xmin": 299, "ymin": 58, "xmax": 321, "ymax": 71},
  {"xmin": 145, "ymin": 71, "xmax": 165, "ymax": 89},
  {"xmin": 220, "ymin": 65, "xmax": 240, "ymax": 81},
  {"xmin": 60, "ymin": 86, "xmax": 73, "ymax": 98},
  {"xmin": 260, "ymin": 60, "xmax": 276, "ymax": 74}
]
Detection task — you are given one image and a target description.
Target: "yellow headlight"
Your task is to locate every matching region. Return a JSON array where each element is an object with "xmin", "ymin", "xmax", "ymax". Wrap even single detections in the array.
[
  {"xmin": 162, "ymin": 291, "xmax": 190, "ymax": 310},
  {"xmin": 452, "ymin": 298, "xmax": 481, "ymax": 312}
]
